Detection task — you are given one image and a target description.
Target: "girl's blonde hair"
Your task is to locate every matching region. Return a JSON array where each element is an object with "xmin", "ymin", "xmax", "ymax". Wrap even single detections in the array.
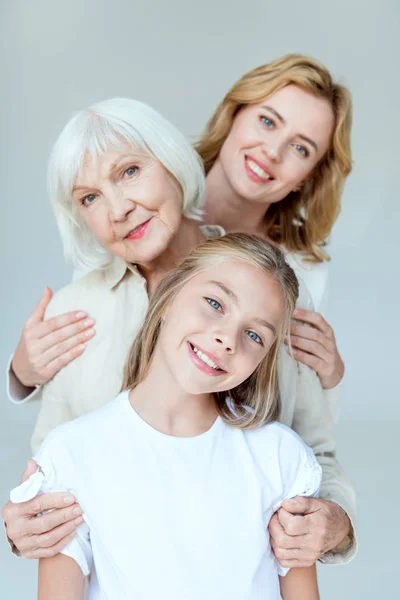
[
  {"xmin": 122, "ymin": 233, "xmax": 299, "ymax": 429},
  {"xmin": 196, "ymin": 54, "xmax": 353, "ymax": 263}
]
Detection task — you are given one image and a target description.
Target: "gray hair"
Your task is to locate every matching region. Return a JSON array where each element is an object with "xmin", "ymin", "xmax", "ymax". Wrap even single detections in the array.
[{"xmin": 47, "ymin": 97, "xmax": 205, "ymax": 270}]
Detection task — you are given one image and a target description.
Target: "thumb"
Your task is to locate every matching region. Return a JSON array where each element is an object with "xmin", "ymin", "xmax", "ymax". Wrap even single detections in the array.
[
  {"xmin": 28, "ymin": 287, "xmax": 53, "ymax": 325},
  {"xmin": 20, "ymin": 459, "xmax": 39, "ymax": 484},
  {"xmin": 281, "ymin": 496, "xmax": 318, "ymax": 516}
]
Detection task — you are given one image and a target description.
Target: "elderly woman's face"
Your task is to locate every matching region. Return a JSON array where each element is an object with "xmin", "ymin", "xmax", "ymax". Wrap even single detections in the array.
[{"xmin": 72, "ymin": 147, "xmax": 183, "ymax": 265}]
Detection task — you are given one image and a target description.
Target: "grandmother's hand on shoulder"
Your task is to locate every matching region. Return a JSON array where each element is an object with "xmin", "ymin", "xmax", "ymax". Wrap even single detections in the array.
[
  {"xmin": 269, "ymin": 497, "xmax": 352, "ymax": 567},
  {"xmin": 285, "ymin": 308, "xmax": 344, "ymax": 389},
  {"xmin": 2, "ymin": 460, "xmax": 83, "ymax": 559},
  {"xmin": 12, "ymin": 287, "xmax": 95, "ymax": 389}
]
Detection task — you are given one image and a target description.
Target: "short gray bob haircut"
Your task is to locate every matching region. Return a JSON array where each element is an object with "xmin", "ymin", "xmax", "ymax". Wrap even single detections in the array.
[{"xmin": 47, "ymin": 97, "xmax": 206, "ymax": 271}]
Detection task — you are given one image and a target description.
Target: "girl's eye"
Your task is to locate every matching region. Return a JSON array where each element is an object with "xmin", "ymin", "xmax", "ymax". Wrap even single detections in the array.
[
  {"xmin": 81, "ymin": 193, "xmax": 96, "ymax": 207},
  {"xmin": 245, "ymin": 330, "xmax": 263, "ymax": 345},
  {"xmin": 260, "ymin": 116, "xmax": 274, "ymax": 129},
  {"xmin": 294, "ymin": 144, "xmax": 309, "ymax": 158},
  {"xmin": 206, "ymin": 297, "xmax": 223, "ymax": 312},
  {"xmin": 123, "ymin": 165, "xmax": 138, "ymax": 178}
]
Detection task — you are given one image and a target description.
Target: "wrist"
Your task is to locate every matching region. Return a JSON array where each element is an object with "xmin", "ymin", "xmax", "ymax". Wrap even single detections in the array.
[{"xmin": 10, "ymin": 358, "xmax": 34, "ymax": 390}]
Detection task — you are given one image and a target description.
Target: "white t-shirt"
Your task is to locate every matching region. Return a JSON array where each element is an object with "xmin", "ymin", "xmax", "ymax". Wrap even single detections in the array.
[{"xmin": 11, "ymin": 391, "xmax": 321, "ymax": 600}]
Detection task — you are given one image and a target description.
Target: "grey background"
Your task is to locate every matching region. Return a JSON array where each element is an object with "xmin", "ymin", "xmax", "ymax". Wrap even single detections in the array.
[{"xmin": 1, "ymin": 0, "xmax": 399, "ymax": 597}]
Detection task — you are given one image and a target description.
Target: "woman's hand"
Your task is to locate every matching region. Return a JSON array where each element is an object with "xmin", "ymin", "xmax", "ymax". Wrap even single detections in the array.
[
  {"xmin": 2, "ymin": 460, "xmax": 83, "ymax": 559},
  {"xmin": 11, "ymin": 288, "xmax": 95, "ymax": 389},
  {"xmin": 286, "ymin": 308, "xmax": 344, "ymax": 390}
]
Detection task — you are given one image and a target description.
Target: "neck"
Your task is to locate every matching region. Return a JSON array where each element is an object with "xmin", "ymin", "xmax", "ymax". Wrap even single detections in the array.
[
  {"xmin": 129, "ymin": 349, "xmax": 218, "ymax": 437},
  {"xmin": 204, "ymin": 159, "xmax": 269, "ymax": 236},
  {"xmin": 137, "ymin": 218, "xmax": 205, "ymax": 294}
]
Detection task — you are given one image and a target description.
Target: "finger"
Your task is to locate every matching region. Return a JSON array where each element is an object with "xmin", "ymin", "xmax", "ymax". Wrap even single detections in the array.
[
  {"xmin": 290, "ymin": 336, "xmax": 331, "ymax": 363},
  {"xmin": 33, "ymin": 516, "xmax": 84, "ymax": 549},
  {"xmin": 269, "ymin": 514, "xmax": 298, "ymax": 550},
  {"xmin": 25, "ymin": 492, "xmax": 76, "ymax": 517},
  {"xmin": 273, "ymin": 546, "xmax": 308, "ymax": 562},
  {"xmin": 277, "ymin": 508, "xmax": 309, "ymax": 536},
  {"xmin": 25, "ymin": 288, "xmax": 53, "ymax": 327},
  {"xmin": 43, "ymin": 344, "xmax": 87, "ymax": 380},
  {"xmin": 42, "ymin": 326, "xmax": 95, "ymax": 364},
  {"xmin": 282, "ymin": 497, "xmax": 320, "ymax": 516},
  {"xmin": 292, "ymin": 308, "xmax": 332, "ymax": 335},
  {"xmin": 39, "ymin": 317, "xmax": 96, "ymax": 353},
  {"xmin": 35, "ymin": 311, "xmax": 90, "ymax": 341},
  {"xmin": 276, "ymin": 558, "xmax": 316, "ymax": 568},
  {"xmin": 29, "ymin": 504, "xmax": 83, "ymax": 535},
  {"xmin": 20, "ymin": 459, "xmax": 39, "ymax": 484},
  {"xmin": 290, "ymin": 323, "xmax": 333, "ymax": 347},
  {"xmin": 291, "ymin": 348, "xmax": 321, "ymax": 371},
  {"xmin": 24, "ymin": 531, "xmax": 78, "ymax": 560}
]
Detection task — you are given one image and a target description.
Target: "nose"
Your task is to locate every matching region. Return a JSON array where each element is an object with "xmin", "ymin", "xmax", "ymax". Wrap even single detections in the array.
[
  {"xmin": 107, "ymin": 186, "xmax": 136, "ymax": 222},
  {"xmin": 263, "ymin": 143, "xmax": 281, "ymax": 163},
  {"xmin": 213, "ymin": 329, "xmax": 236, "ymax": 354}
]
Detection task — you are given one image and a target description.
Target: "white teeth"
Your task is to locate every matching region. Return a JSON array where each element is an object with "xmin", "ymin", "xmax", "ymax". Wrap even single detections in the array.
[
  {"xmin": 192, "ymin": 345, "xmax": 221, "ymax": 370},
  {"xmin": 247, "ymin": 158, "xmax": 271, "ymax": 180}
]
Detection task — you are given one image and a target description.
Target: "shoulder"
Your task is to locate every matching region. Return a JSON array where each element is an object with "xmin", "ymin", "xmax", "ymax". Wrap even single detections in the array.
[
  {"xmin": 284, "ymin": 251, "xmax": 329, "ymax": 312},
  {"xmin": 246, "ymin": 421, "xmax": 317, "ymax": 473},
  {"xmin": 245, "ymin": 422, "xmax": 321, "ymax": 499},
  {"xmin": 44, "ymin": 269, "xmax": 111, "ymax": 319}
]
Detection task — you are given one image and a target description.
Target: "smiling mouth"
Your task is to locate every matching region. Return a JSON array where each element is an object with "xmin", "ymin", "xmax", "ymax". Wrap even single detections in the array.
[
  {"xmin": 125, "ymin": 218, "xmax": 152, "ymax": 240},
  {"xmin": 245, "ymin": 156, "xmax": 275, "ymax": 181},
  {"xmin": 188, "ymin": 342, "xmax": 226, "ymax": 375}
]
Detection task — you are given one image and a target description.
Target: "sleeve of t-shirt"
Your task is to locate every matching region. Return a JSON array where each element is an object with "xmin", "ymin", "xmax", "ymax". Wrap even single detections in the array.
[
  {"xmin": 274, "ymin": 427, "xmax": 322, "ymax": 508},
  {"xmin": 9, "ymin": 428, "xmax": 93, "ymax": 576},
  {"xmin": 271, "ymin": 426, "xmax": 322, "ymax": 577}
]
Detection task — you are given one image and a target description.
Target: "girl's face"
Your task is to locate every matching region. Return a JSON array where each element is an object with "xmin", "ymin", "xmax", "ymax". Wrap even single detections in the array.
[
  {"xmin": 217, "ymin": 85, "xmax": 335, "ymax": 205},
  {"xmin": 157, "ymin": 258, "xmax": 285, "ymax": 395},
  {"xmin": 72, "ymin": 147, "xmax": 183, "ymax": 265}
]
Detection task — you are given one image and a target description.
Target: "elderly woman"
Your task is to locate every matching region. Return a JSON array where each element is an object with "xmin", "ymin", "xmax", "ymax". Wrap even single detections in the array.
[{"xmin": 4, "ymin": 90, "xmax": 354, "ymax": 568}]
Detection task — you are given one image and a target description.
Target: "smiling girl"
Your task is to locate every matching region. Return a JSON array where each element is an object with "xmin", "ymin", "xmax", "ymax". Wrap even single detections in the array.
[{"xmin": 11, "ymin": 234, "xmax": 321, "ymax": 600}]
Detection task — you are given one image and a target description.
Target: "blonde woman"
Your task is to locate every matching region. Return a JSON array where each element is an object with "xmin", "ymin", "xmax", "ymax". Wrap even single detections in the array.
[
  {"xmin": 198, "ymin": 53, "xmax": 351, "ymax": 391},
  {"xmin": 10, "ymin": 234, "xmax": 321, "ymax": 600},
  {"xmin": 196, "ymin": 54, "xmax": 355, "ymax": 566}
]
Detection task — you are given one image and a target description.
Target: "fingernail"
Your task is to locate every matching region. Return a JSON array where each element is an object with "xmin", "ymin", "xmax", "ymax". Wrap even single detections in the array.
[
  {"xmin": 63, "ymin": 494, "xmax": 75, "ymax": 504},
  {"xmin": 73, "ymin": 507, "xmax": 82, "ymax": 516},
  {"xmin": 76, "ymin": 311, "xmax": 87, "ymax": 319},
  {"xmin": 74, "ymin": 516, "xmax": 84, "ymax": 525},
  {"xmin": 84, "ymin": 328, "xmax": 95, "ymax": 337},
  {"xmin": 293, "ymin": 309, "xmax": 299, "ymax": 316},
  {"xmin": 286, "ymin": 497, "xmax": 297, "ymax": 503},
  {"xmin": 83, "ymin": 318, "xmax": 95, "ymax": 327}
]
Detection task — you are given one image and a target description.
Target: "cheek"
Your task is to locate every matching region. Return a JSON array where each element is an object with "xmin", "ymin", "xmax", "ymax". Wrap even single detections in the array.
[{"xmin": 81, "ymin": 207, "xmax": 111, "ymax": 240}]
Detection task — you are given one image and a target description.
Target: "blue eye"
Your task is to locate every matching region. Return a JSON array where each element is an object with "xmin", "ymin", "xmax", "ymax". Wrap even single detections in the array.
[
  {"xmin": 124, "ymin": 166, "xmax": 137, "ymax": 177},
  {"xmin": 245, "ymin": 330, "xmax": 263, "ymax": 345},
  {"xmin": 294, "ymin": 144, "xmax": 309, "ymax": 157},
  {"xmin": 261, "ymin": 116, "xmax": 274, "ymax": 129},
  {"xmin": 81, "ymin": 193, "xmax": 96, "ymax": 206},
  {"xmin": 206, "ymin": 297, "xmax": 222, "ymax": 312}
]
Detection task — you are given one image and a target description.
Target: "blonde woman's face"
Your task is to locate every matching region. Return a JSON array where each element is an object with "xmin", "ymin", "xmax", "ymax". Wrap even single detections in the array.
[
  {"xmin": 157, "ymin": 258, "xmax": 285, "ymax": 395},
  {"xmin": 72, "ymin": 147, "xmax": 183, "ymax": 265},
  {"xmin": 217, "ymin": 85, "xmax": 335, "ymax": 205}
]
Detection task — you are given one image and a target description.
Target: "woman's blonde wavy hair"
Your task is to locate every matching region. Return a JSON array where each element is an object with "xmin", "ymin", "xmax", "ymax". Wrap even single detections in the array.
[
  {"xmin": 122, "ymin": 233, "xmax": 299, "ymax": 429},
  {"xmin": 196, "ymin": 54, "xmax": 353, "ymax": 262}
]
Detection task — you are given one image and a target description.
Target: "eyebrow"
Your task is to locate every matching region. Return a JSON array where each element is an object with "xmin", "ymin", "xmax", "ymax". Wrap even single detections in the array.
[
  {"xmin": 261, "ymin": 105, "xmax": 318, "ymax": 152},
  {"xmin": 209, "ymin": 280, "xmax": 277, "ymax": 336},
  {"xmin": 72, "ymin": 154, "xmax": 145, "ymax": 193}
]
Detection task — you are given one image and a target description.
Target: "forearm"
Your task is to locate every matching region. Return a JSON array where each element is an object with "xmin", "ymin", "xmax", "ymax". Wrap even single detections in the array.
[
  {"xmin": 279, "ymin": 565, "xmax": 319, "ymax": 600},
  {"xmin": 38, "ymin": 554, "xmax": 85, "ymax": 600}
]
